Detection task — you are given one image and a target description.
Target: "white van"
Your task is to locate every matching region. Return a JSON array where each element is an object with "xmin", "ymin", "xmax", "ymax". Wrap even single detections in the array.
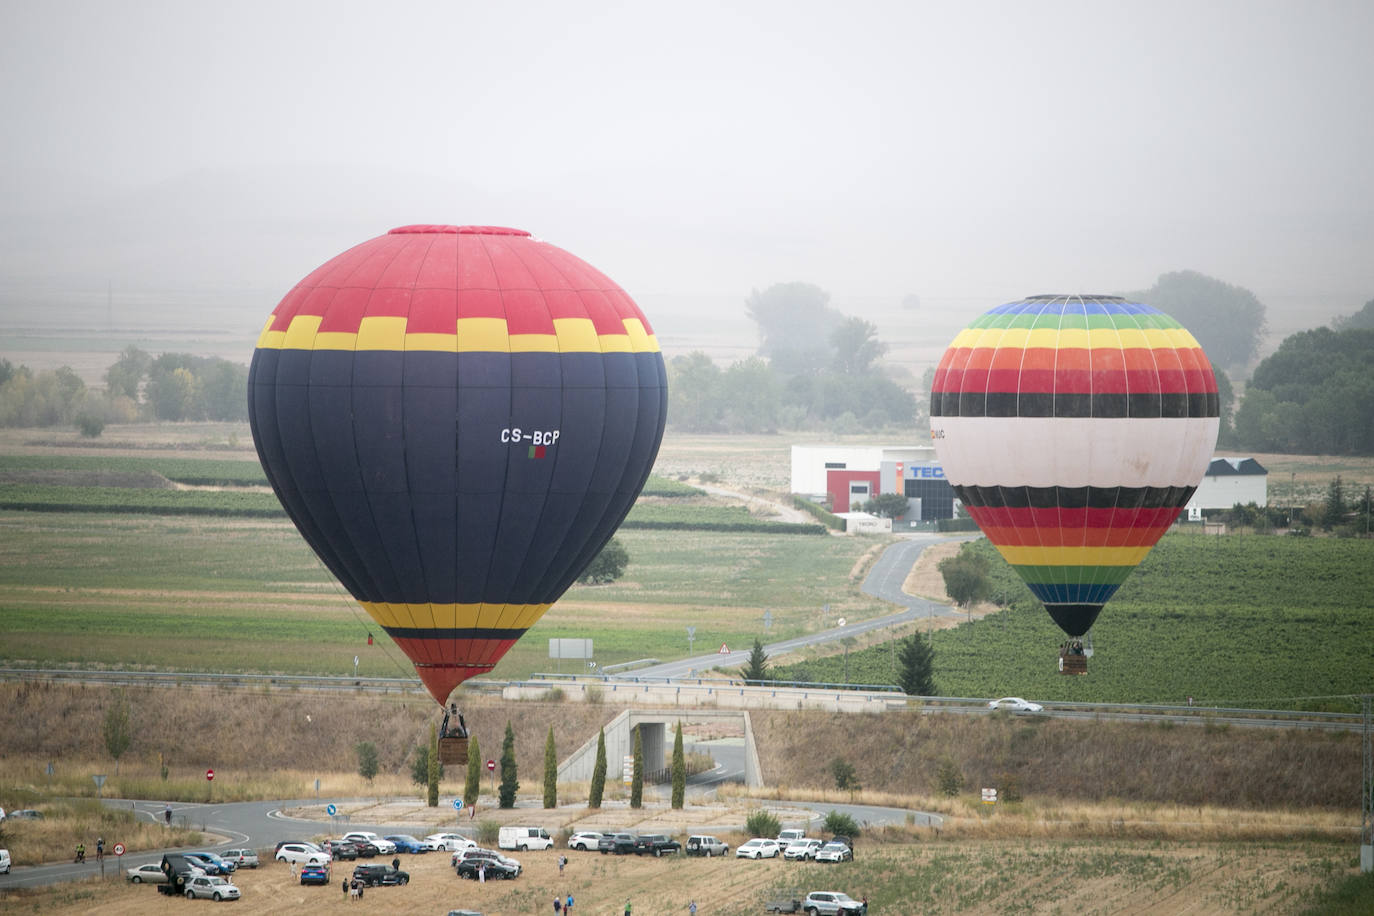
[
  {"xmin": 498, "ymin": 826, "xmax": 553, "ymax": 851},
  {"xmin": 0, "ymin": 848, "xmax": 11, "ymax": 874}
]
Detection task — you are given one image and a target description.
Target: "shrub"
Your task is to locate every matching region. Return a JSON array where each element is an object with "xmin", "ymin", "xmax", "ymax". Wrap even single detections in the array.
[
  {"xmin": 823, "ymin": 810, "xmax": 860, "ymax": 837},
  {"xmin": 477, "ymin": 820, "xmax": 500, "ymax": 845},
  {"xmin": 745, "ymin": 809, "xmax": 781, "ymax": 837},
  {"xmin": 936, "ymin": 758, "xmax": 964, "ymax": 797}
]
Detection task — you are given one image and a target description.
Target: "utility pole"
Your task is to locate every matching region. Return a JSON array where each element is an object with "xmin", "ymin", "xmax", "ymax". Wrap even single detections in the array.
[{"xmin": 1361, "ymin": 694, "xmax": 1372, "ymax": 874}]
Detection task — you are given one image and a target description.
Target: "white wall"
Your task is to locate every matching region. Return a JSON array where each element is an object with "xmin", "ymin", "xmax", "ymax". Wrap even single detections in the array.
[
  {"xmin": 1188, "ymin": 474, "xmax": 1267, "ymax": 510},
  {"xmin": 790, "ymin": 444, "xmax": 937, "ymax": 494}
]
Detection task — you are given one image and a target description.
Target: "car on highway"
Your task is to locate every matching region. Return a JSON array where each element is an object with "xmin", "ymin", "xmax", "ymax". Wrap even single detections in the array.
[
  {"xmin": 322, "ymin": 840, "xmax": 359, "ymax": 860},
  {"xmin": 222, "ymin": 848, "xmax": 259, "ymax": 869},
  {"xmin": 987, "ymin": 696, "xmax": 1044, "ymax": 713},
  {"xmin": 0, "ymin": 849, "xmax": 10, "ymax": 875},
  {"xmin": 597, "ymin": 832, "xmax": 637, "ymax": 855},
  {"xmin": 344, "ymin": 832, "xmax": 396, "ymax": 855},
  {"xmin": 299, "ymin": 862, "xmax": 331, "ymax": 885},
  {"xmin": 425, "ymin": 833, "xmax": 476, "ymax": 852},
  {"xmin": 782, "ymin": 837, "xmax": 824, "ymax": 860},
  {"xmin": 352, "ymin": 862, "xmax": 409, "ymax": 886},
  {"xmin": 735, "ymin": 838, "xmax": 781, "ymax": 859},
  {"xmin": 275, "ymin": 843, "xmax": 329, "ymax": 866},
  {"xmin": 456, "ymin": 856, "xmax": 520, "ymax": 880},
  {"xmin": 813, "ymin": 841, "xmax": 854, "ymax": 863},
  {"xmin": 184, "ymin": 851, "xmax": 236, "ymax": 875},
  {"xmin": 384, "ymin": 834, "xmax": 431, "ymax": 853},
  {"xmin": 802, "ymin": 891, "xmax": 867, "ymax": 915},
  {"xmin": 183, "ymin": 874, "xmax": 241, "ymax": 901},
  {"xmin": 9, "ymin": 809, "xmax": 43, "ymax": 820},
  {"xmin": 685, "ymin": 835, "xmax": 729, "ymax": 857},
  {"xmin": 567, "ymin": 831, "xmax": 603, "ymax": 851}
]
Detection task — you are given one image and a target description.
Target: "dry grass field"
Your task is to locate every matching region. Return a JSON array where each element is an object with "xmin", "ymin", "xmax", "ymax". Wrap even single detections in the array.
[{"xmin": 3, "ymin": 837, "xmax": 1358, "ymax": 916}]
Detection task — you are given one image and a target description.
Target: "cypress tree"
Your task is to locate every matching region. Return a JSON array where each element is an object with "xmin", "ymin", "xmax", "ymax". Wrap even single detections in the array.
[
  {"xmin": 543, "ymin": 726, "xmax": 558, "ymax": 809},
  {"xmin": 589, "ymin": 727, "xmax": 607, "ymax": 808},
  {"xmin": 670, "ymin": 721, "xmax": 685, "ymax": 810},
  {"xmin": 426, "ymin": 723, "xmax": 440, "ymax": 807},
  {"xmin": 464, "ymin": 735, "xmax": 481, "ymax": 808},
  {"xmin": 630, "ymin": 725, "xmax": 644, "ymax": 808},
  {"xmin": 898, "ymin": 631, "xmax": 938, "ymax": 696},
  {"xmin": 499, "ymin": 721, "xmax": 519, "ymax": 808}
]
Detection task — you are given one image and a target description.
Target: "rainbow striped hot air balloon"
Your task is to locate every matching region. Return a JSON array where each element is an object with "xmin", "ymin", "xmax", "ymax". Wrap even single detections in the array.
[
  {"xmin": 248, "ymin": 225, "xmax": 666, "ymax": 707},
  {"xmin": 930, "ymin": 295, "xmax": 1219, "ymax": 660}
]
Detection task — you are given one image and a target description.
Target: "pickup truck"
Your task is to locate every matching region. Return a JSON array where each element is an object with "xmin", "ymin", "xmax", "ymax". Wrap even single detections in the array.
[
  {"xmin": 633, "ymin": 834, "xmax": 681, "ymax": 857},
  {"xmin": 802, "ymin": 891, "xmax": 866, "ymax": 915}
]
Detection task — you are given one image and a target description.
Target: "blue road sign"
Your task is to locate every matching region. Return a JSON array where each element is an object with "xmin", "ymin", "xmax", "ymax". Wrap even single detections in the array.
[
  {"xmin": 326, "ymin": 804, "xmax": 337, "ymax": 816},
  {"xmin": 453, "ymin": 799, "xmax": 464, "ymax": 810}
]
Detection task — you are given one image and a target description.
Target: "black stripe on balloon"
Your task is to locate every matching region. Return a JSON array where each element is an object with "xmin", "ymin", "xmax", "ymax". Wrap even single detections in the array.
[
  {"xmin": 1043, "ymin": 603, "xmax": 1103, "ymax": 638},
  {"xmin": 953, "ymin": 484, "xmax": 1197, "ymax": 511},
  {"xmin": 930, "ymin": 391, "xmax": 1217, "ymax": 418},
  {"xmin": 381, "ymin": 626, "xmax": 528, "ymax": 641}
]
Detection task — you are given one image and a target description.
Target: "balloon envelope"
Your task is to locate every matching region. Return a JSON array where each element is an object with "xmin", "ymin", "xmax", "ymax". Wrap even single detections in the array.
[
  {"xmin": 930, "ymin": 295, "xmax": 1219, "ymax": 637},
  {"xmin": 248, "ymin": 225, "xmax": 666, "ymax": 703}
]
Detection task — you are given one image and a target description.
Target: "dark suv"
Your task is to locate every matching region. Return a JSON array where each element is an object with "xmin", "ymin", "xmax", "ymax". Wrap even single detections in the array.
[
  {"xmin": 633, "ymin": 834, "xmax": 681, "ymax": 857},
  {"xmin": 597, "ymin": 832, "xmax": 636, "ymax": 855},
  {"xmin": 324, "ymin": 840, "xmax": 359, "ymax": 860},
  {"xmin": 352, "ymin": 863, "xmax": 409, "ymax": 886},
  {"xmin": 456, "ymin": 857, "xmax": 519, "ymax": 880}
]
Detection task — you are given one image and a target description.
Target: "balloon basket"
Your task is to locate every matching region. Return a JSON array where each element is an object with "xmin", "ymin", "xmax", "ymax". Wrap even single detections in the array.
[
  {"xmin": 1058, "ymin": 653, "xmax": 1088, "ymax": 675},
  {"xmin": 438, "ymin": 736, "xmax": 469, "ymax": 766}
]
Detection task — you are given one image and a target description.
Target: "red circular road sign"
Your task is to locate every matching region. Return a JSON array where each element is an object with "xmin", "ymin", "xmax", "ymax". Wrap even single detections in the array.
[
  {"xmin": 113, "ymin": 843, "xmax": 126, "ymax": 857},
  {"xmin": 486, "ymin": 759, "xmax": 496, "ymax": 772},
  {"xmin": 206, "ymin": 768, "xmax": 215, "ymax": 782}
]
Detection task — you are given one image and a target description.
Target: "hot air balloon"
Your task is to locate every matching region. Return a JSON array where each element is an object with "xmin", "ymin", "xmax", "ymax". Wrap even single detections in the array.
[
  {"xmin": 930, "ymin": 295, "xmax": 1218, "ymax": 673},
  {"xmin": 248, "ymin": 225, "xmax": 667, "ymax": 750}
]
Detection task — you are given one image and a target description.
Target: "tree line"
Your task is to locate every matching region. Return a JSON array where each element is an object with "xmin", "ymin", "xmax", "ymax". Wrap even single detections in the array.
[{"xmin": 0, "ymin": 346, "xmax": 248, "ymax": 435}]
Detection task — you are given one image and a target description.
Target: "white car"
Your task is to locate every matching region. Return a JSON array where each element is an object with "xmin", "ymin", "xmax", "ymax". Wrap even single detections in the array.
[
  {"xmin": 425, "ymin": 833, "xmax": 476, "ymax": 852},
  {"xmin": 567, "ymin": 831, "xmax": 603, "ymax": 851},
  {"xmin": 0, "ymin": 848, "xmax": 10, "ymax": 875},
  {"xmin": 127, "ymin": 861, "xmax": 202, "ymax": 883},
  {"xmin": 184, "ymin": 875, "xmax": 240, "ymax": 901},
  {"xmin": 275, "ymin": 843, "xmax": 329, "ymax": 866},
  {"xmin": 814, "ymin": 841, "xmax": 853, "ymax": 863},
  {"xmin": 344, "ymin": 832, "xmax": 396, "ymax": 855},
  {"xmin": 987, "ymin": 697, "xmax": 1044, "ymax": 713},
  {"xmin": 783, "ymin": 837, "xmax": 824, "ymax": 860},
  {"xmin": 735, "ymin": 838, "xmax": 781, "ymax": 859}
]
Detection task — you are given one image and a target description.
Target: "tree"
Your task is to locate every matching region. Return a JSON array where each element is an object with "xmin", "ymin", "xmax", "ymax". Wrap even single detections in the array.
[
  {"xmin": 578, "ymin": 537, "xmax": 629, "ymax": 584},
  {"xmin": 629, "ymin": 725, "xmax": 644, "ymax": 809},
  {"xmin": 589, "ymin": 727, "xmax": 607, "ymax": 808},
  {"xmin": 355, "ymin": 741, "xmax": 379, "ymax": 783},
  {"xmin": 745, "ymin": 809, "xmax": 781, "ymax": 837},
  {"xmin": 1127, "ymin": 270, "xmax": 1267, "ymax": 371},
  {"xmin": 464, "ymin": 736, "xmax": 481, "ymax": 807},
  {"xmin": 830, "ymin": 317, "xmax": 887, "ymax": 375},
  {"xmin": 102, "ymin": 689, "xmax": 133, "ymax": 774},
  {"xmin": 1331, "ymin": 298, "xmax": 1374, "ymax": 331},
  {"xmin": 830, "ymin": 757, "xmax": 860, "ymax": 793},
  {"xmin": 410, "ymin": 742, "xmax": 431, "ymax": 786},
  {"xmin": 861, "ymin": 493, "xmax": 910, "ymax": 519},
  {"xmin": 718, "ymin": 356, "xmax": 781, "ymax": 432},
  {"xmin": 498, "ymin": 721, "xmax": 518, "ymax": 808},
  {"xmin": 823, "ymin": 810, "xmax": 860, "ymax": 837},
  {"xmin": 105, "ymin": 345, "xmax": 150, "ymax": 400},
  {"xmin": 1322, "ymin": 476, "xmax": 1348, "ymax": 530},
  {"xmin": 427, "ymin": 724, "xmax": 440, "ymax": 807},
  {"xmin": 670, "ymin": 721, "xmax": 685, "ymax": 810},
  {"xmin": 667, "ymin": 352, "xmax": 724, "ymax": 431},
  {"xmin": 543, "ymin": 726, "xmax": 558, "ymax": 809},
  {"xmin": 898, "ymin": 632, "xmax": 937, "ymax": 696},
  {"xmin": 739, "ymin": 637, "xmax": 769, "ymax": 682},
  {"xmin": 938, "ymin": 550, "xmax": 992, "ymax": 608},
  {"xmin": 936, "ymin": 757, "xmax": 964, "ymax": 797},
  {"xmin": 745, "ymin": 282, "xmax": 845, "ymax": 375}
]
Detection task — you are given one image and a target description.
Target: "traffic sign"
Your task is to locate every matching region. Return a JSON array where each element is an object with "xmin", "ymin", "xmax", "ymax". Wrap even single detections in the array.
[
  {"xmin": 206, "ymin": 768, "xmax": 215, "ymax": 782},
  {"xmin": 453, "ymin": 799, "xmax": 464, "ymax": 810},
  {"xmin": 326, "ymin": 804, "xmax": 337, "ymax": 816},
  {"xmin": 718, "ymin": 643, "xmax": 730, "ymax": 654},
  {"xmin": 486, "ymin": 759, "xmax": 496, "ymax": 772},
  {"xmin": 113, "ymin": 843, "xmax": 126, "ymax": 857}
]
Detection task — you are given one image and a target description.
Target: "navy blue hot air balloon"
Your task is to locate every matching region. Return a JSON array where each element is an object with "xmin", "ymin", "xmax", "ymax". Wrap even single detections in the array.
[{"xmin": 248, "ymin": 225, "xmax": 667, "ymax": 705}]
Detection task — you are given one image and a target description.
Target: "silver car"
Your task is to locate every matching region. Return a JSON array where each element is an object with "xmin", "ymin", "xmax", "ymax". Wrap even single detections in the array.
[
  {"xmin": 184, "ymin": 875, "xmax": 240, "ymax": 901},
  {"xmin": 223, "ymin": 848, "xmax": 260, "ymax": 869}
]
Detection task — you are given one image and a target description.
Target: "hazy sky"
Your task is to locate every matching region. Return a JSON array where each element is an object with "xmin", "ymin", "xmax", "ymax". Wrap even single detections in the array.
[{"xmin": 2, "ymin": 0, "xmax": 1371, "ymax": 325}]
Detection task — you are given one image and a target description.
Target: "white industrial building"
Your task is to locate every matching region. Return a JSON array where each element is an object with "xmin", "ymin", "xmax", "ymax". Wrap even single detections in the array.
[
  {"xmin": 1185, "ymin": 457, "xmax": 1268, "ymax": 518},
  {"xmin": 789, "ymin": 444, "xmax": 937, "ymax": 495}
]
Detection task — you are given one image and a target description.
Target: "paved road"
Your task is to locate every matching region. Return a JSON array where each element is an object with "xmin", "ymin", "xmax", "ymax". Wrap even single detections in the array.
[{"xmin": 633, "ymin": 534, "xmax": 966, "ymax": 680}]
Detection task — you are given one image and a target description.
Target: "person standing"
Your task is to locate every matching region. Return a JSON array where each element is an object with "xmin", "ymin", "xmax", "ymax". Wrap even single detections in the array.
[
  {"xmin": 566, "ymin": 892, "xmax": 574, "ymax": 915},
  {"xmin": 625, "ymin": 899, "xmax": 633, "ymax": 916},
  {"xmin": 478, "ymin": 860, "xmax": 485, "ymax": 883},
  {"xmin": 164, "ymin": 805, "xmax": 172, "ymax": 826},
  {"xmin": 342, "ymin": 878, "xmax": 349, "ymax": 901},
  {"xmin": 558, "ymin": 854, "xmax": 567, "ymax": 875},
  {"xmin": 554, "ymin": 896, "xmax": 563, "ymax": 915},
  {"xmin": 96, "ymin": 837, "xmax": 104, "ymax": 861},
  {"xmin": 689, "ymin": 901, "xmax": 697, "ymax": 916}
]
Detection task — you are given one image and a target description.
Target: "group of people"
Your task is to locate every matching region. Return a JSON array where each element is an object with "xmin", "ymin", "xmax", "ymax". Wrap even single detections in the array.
[
  {"xmin": 552, "ymin": 893, "xmax": 575, "ymax": 914},
  {"xmin": 73, "ymin": 838, "xmax": 105, "ymax": 863},
  {"xmin": 342, "ymin": 877, "xmax": 365, "ymax": 901}
]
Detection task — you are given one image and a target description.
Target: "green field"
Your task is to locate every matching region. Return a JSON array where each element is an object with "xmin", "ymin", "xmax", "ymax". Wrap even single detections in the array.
[{"xmin": 773, "ymin": 535, "xmax": 1374, "ymax": 712}]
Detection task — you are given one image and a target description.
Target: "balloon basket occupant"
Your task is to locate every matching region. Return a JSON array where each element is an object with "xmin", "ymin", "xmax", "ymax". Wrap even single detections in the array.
[
  {"xmin": 438, "ymin": 703, "xmax": 470, "ymax": 765},
  {"xmin": 930, "ymin": 294, "xmax": 1220, "ymax": 676}
]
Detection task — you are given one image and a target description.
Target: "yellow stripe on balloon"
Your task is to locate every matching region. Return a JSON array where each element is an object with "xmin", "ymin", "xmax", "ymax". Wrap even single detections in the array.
[
  {"xmin": 996, "ymin": 544, "xmax": 1155, "ymax": 567},
  {"xmin": 360, "ymin": 601, "xmax": 551, "ymax": 630}
]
